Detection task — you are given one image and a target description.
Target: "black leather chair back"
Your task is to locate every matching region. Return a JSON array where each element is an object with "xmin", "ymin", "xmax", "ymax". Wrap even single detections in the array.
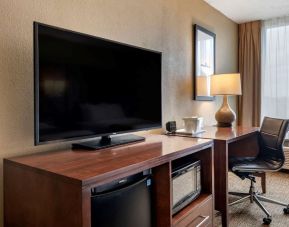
[{"xmin": 259, "ymin": 117, "xmax": 289, "ymax": 162}]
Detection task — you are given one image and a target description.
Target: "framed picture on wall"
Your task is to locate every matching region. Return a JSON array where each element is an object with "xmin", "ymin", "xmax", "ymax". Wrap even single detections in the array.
[{"xmin": 193, "ymin": 24, "xmax": 216, "ymax": 101}]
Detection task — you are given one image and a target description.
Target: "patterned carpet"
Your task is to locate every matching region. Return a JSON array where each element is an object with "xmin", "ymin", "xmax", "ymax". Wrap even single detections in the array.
[{"xmin": 215, "ymin": 171, "xmax": 289, "ymax": 227}]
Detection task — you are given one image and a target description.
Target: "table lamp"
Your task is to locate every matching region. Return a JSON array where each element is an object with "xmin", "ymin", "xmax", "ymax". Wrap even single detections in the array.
[{"xmin": 210, "ymin": 73, "xmax": 242, "ymax": 127}]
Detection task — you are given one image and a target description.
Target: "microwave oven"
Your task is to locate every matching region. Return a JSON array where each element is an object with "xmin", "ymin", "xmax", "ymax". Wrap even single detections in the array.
[{"xmin": 172, "ymin": 160, "xmax": 201, "ymax": 214}]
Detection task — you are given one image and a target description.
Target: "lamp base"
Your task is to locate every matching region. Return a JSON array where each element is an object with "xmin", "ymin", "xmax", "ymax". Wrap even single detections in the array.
[
  {"xmin": 216, "ymin": 122, "xmax": 232, "ymax": 127},
  {"xmin": 215, "ymin": 95, "xmax": 236, "ymax": 127}
]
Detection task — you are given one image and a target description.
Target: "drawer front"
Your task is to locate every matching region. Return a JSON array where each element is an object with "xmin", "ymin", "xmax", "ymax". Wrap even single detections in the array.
[
  {"xmin": 187, "ymin": 215, "xmax": 210, "ymax": 227},
  {"xmin": 174, "ymin": 197, "xmax": 212, "ymax": 227}
]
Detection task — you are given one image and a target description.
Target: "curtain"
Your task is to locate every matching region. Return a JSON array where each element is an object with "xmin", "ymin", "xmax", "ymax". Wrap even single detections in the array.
[
  {"xmin": 238, "ymin": 21, "xmax": 261, "ymax": 127},
  {"xmin": 261, "ymin": 17, "xmax": 289, "ymax": 123}
]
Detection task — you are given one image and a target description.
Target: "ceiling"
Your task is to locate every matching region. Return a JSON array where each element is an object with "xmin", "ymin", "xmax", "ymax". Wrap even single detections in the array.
[{"xmin": 204, "ymin": 0, "xmax": 289, "ymax": 24}]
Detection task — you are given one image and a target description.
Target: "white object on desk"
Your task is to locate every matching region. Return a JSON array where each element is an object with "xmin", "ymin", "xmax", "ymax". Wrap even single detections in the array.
[
  {"xmin": 175, "ymin": 129, "xmax": 206, "ymax": 136},
  {"xmin": 182, "ymin": 116, "xmax": 204, "ymax": 133}
]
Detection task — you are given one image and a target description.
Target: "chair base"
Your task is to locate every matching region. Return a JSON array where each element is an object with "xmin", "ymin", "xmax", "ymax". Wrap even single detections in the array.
[{"xmin": 229, "ymin": 176, "xmax": 289, "ymax": 225}]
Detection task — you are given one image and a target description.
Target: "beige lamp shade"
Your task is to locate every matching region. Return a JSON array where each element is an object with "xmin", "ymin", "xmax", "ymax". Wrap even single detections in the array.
[
  {"xmin": 196, "ymin": 76, "xmax": 210, "ymax": 96},
  {"xmin": 210, "ymin": 73, "xmax": 242, "ymax": 95}
]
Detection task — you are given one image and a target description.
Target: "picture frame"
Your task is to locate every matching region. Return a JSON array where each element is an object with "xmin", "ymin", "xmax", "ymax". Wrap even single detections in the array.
[{"xmin": 193, "ymin": 24, "xmax": 216, "ymax": 101}]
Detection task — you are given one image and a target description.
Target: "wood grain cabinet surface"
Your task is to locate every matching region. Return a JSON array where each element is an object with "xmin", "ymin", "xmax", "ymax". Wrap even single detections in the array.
[{"xmin": 4, "ymin": 134, "xmax": 214, "ymax": 227}]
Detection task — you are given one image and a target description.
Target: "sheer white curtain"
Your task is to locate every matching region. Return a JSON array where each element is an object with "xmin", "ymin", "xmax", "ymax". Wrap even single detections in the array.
[{"xmin": 261, "ymin": 16, "xmax": 289, "ymax": 122}]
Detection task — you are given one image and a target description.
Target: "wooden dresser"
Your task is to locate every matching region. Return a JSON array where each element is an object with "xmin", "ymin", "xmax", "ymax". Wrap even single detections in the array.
[{"xmin": 4, "ymin": 134, "xmax": 214, "ymax": 227}]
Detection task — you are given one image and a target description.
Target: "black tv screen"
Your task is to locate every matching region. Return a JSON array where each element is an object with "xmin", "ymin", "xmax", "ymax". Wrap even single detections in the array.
[{"xmin": 34, "ymin": 22, "xmax": 162, "ymax": 144}]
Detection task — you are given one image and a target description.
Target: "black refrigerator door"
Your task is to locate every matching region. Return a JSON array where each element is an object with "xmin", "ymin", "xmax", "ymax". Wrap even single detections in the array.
[{"xmin": 91, "ymin": 176, "xmax": 152, "ymax": 227}]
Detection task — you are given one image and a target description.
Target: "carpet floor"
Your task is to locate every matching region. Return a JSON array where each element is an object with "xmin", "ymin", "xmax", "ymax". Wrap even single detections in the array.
[{"xmin": 215, "ymin": 171, "xmax": 289, "ymax": 227}]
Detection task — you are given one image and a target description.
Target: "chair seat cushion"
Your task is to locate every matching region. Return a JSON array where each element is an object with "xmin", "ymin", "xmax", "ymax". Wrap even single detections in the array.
[{"xmin": 229, "ymin": 156, "xmax": 283, "ymax": 173}]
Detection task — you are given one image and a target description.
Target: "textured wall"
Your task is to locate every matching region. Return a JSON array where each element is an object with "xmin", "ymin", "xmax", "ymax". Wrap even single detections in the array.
[{"xmin": 0, "ymin": 0, "xmax": 237, "ymax": 224}]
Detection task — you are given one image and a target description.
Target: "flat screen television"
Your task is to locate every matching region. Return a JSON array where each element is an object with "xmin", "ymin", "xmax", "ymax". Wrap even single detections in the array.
[{"xmin": 34, "ymin": 22, "xmax": 162, "ymax": 149}]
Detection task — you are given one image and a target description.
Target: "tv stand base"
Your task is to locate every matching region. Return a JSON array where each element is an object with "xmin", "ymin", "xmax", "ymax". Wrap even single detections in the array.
[{"xmin": 72, "ymin": 134, "xmax": 145, "ymax": 150}]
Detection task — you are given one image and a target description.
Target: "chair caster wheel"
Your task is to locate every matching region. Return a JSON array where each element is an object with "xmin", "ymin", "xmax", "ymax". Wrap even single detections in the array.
[
  {"xmin": 284, "ymin": 207, "xmax": 289, "ymax": 214},
  {"xmin": 263, "ymin": 217, "xmax": 272, "ymax": 225}
]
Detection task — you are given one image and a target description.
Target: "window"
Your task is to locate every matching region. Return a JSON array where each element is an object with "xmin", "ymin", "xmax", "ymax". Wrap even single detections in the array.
[{"xmin": 261, "ymin": 17, "xmax": 289, "ymax": 121}]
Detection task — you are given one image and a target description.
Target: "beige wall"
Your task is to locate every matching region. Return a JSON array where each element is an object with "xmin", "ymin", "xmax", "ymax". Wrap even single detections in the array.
[{"xmin": 0, "ymin": 0, "xmax": 237, "ymax": 224}]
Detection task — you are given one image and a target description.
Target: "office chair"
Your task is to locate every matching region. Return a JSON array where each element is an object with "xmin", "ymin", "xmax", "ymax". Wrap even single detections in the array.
[{"xmin": 229, "ymin": 117, "xmax": 289, "ymax": 225}]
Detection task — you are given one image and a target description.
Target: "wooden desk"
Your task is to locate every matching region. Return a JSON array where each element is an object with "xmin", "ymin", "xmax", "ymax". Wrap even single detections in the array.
[
  {"xmin": 193, "ymin": 126, "xmax": 259, "ymax": 227},
  {"xmin": 4, "ymin": 134, "xmax": 214, "ymax": 227}
]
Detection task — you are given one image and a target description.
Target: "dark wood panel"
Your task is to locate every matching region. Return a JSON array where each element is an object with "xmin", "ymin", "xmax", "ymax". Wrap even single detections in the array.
[
  {"xmin": 254, "ymin": 172, "xmax": 266, "ymax": 193},
  {"xmin": 228, "ymin": 132, "xmax": 259, "ymax": 157},
  {"xmin": 4, "ymin": 162, "xmax": 83, "ymax": 227},
  {"xmin": 152, "ymin": 162, "xmax": 172, "ymax": 227},
  {"xmin": 81, "ymin": 188, "xmax": 91, "ymax": 227},
  {"xmin": 193, "ymin": 126, "xmax": 258, "ymax": 143},
  {"xmin": 4, "ymin": 134, "xmax": 214, "ymax": 227},
  {"xmin": 214, "ymin": 140, "xmax": 228, "ymax": 227},
  {"xmin": 5, "ymin": 135, "xmax": 212, "ymax": 186}
]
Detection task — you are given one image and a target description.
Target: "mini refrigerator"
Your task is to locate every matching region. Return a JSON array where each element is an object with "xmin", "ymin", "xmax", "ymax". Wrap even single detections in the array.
[{"xmin": 91, "ymin": 171, "xmax": 152, "ymax": 227}]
